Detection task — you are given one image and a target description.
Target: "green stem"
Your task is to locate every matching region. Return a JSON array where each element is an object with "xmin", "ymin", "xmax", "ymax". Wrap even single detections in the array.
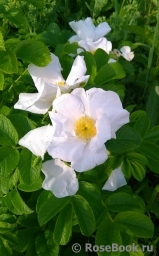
[
  {"xmin": 101, "ymin": 201, "xmax": 113, "ymax": 222},
  {"xmin": 146, "ymin": 188, "xmax": 158, "ymax": 211},
  {"xmin": 134, "ymin": 179, "xmax": 148, "ymax": 195},
  {"xmin": 113, "ymin": 0, "xmax": 118, "ymax": 15},
  {"xmin": 144, "ymin": 0, "xmax": 159, "ymax": 94},
  {"xmin": 9, "ymin": 68, "xmax": 28, "ymax": 91}
]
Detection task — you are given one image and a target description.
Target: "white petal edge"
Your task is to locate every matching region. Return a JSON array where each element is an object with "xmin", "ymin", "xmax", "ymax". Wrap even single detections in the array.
[
  {"xmin": 19, "ymin": 125, "xmax": 54, "ymax": 159},
  {"xmin": 78, "ymin": 37, "xmax": 112, "ymax": 54},
  {"xmin": 28, "ymin": 53, "xmax": 64, "ymax": 91},
  {"xmin": 94, "ymin": 22, "xmax": 111, "ymax": 41},
  {"xmin": 102, "ymin": 166, "xmax": 127, "ymax": 191},
  {"xmin": 66, "ymin": 55, "xmax": 87, "ymax": 86},
  {"xmin": 14, "ymin": 83, "xmax": 57, "ymax": 114},
  {"xmin": 69, "ymin": 18, "xmax": 95, "ymax": 41},
  {"xmin": 42, "ymin": 159, "xmax": 79, "ymax": 198}
]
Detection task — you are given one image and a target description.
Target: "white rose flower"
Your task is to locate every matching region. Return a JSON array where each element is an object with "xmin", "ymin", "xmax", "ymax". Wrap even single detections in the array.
[
  {"xmin": 120, "ymin": 46, "xmax": 134, "ymax": 61},
  {"xmin": 69, "ymin": 17, "xmax": 112, "ymax": 54},
  {"xmin": 47, "ymin": 88, "xmax": 129, "ymax": 172},
  {"xmin": 14, "ymin": 54, "xmax": 89, "ymax": 114},
  {"xmin": 113, "ymin": 46, "xmax": 134, "ymax": 61},
  {"xmin": 102, "ymin": 166, "xmax": 127, "ymax": 191},
  {"xmin": 42, "ymin": 159, "xmax": 79, "ymax": 198}
]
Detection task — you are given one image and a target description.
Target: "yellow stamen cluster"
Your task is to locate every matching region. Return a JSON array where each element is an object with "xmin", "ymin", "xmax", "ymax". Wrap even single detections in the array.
[
  {"xmin": 56, "ymin": 81, "xmax": 66, "ymax": 86},
  {"xmin": 74, "ymin": 116, "xmax": 97, "ymax": 141}
]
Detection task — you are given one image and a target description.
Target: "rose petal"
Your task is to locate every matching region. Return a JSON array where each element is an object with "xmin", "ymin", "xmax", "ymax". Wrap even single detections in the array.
[
  {"xmin": 71, "ymin": 144, "xmax": 107, "ymax": 172},
  {"xmin": 94, "ymin": 22, "xmax": 111, "ymax": 41},
  {"xmin": 47, "ymin": 137, "xmax": 85, "ymax": 163},
  {"xmin": 102, "ymin": 166, "xmax": 127, "ymax": 191},
  {"xmin": 28, "ymin": 53, "xmax": 64, "ymax": 91},
  {"xmin": 19, "ymin": 125, "xmax": 54, "ymax": 159},
  {"xmin": 53, "ymin": 93, "xmax": 85, "ymax": 120},
  {"xmin": 69, "ymin": 18, "xmax": 95, "ymax": 41},
  {"xmin": 66, "ymin": 56, "xmax": 88, "ymax": 86},
  {"xmin": 14, "ymin": 83, "xmax": 57, "ymax": 114},
  {"xmin": 42, "ymin": 159, "xmax": 79, "ymax": 198}
]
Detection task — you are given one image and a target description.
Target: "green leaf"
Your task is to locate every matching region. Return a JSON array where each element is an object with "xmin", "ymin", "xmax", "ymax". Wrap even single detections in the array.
[
  {"xmin": 134, "ymin": 115, "xmax": 150, "ymax": 137},
  {"xmin": 94, "ymin": 49, "xmax": 109, "ymax": 71},
  {"xmin": 8, "ymin": 114, "xmax": 36, "ymax": 139},
  {"xmin": 106, "ymin": 125, "xmax": 142, "ymax": 154},
  {"xmin": 9, "ymin": 168, "xmax": 19, "ymax": 190},
  {"xmin": 138, "ymin": 141, "xmax": 159, "ymax": 163},
  {"xmin": 146, "ymin": 157, "xmax": 159, "ymax": 173},
  {"xmin": 0, "ymin": 176, "xmax": 9, "ymax": 195},
  {"xmin": 96, "ymin": 218, "xmax": 122, "ymax": 256},
  {"xmin": 146, "ymin": 83, "xmax": 159, "ymax": 127},
  {"xmin": 122, "ymin": 155, "xmax": 146, "ymax": 181},
  {"xmin": 5, "ymin": 8, "xmax": 27, "ymax": 28},
  {"xmin": 77, "ymin": 181, "xmax": 101, "ymax": 207},
  {"xmin": 114, "ymin": 211, "xmax": 154, "ymax": 238},
  {"xmin": 0, "ymin": 222, "xmax": 14, "ymax": 231},
  {"xmin": 0, "ymin": 147, "xmax": 19, "ymax": 177},
  {"xmin": 82, "ymin": 52, "xmax": 97, "ymax": 83},
  {"xmin": 91, "ymin": 0, "xmax": 108, "ymax": 17},
  {"xmin": 129, "ymin": 249, "xmax": 144, "ymax": 256},
  {"xmin": 94, "ymin": 63, "xmax": 116, "ymax": 85},
  {"xmin": 109, "ymin": 62, "xmax": 126, "ymax": 79},
  {"xmin": 125, "ymin": 152, "xmax": 148, "ymax": 165},
  {"xmin": 93, "ymin": 62, "xmax": 126, "ymax": 87},
  {"xmin": 36, "ymin": 230, "xmax": 59, "ymax": 256},
  {"xmin": 16, "ymin": 40, "xmax": 51, "ymax": 67},
  {"xmin": 119, "ymin": 58, "xmax": 134, "ymax": 76},
  {"xmin": 53, "ymin": 204, "xmax": 73, "ymax": 245},
  {"xmin": 71, "ymin": 195, "xmax": 96, "ymax": 236},
  {"xmin": 60, "ymin": 55, "xmax": 74, "ymax": 80},
  {"xmin": 5, "ymin": 189, "xmax": 33, "ymax": 215},
  {"xmin": 14, "ymin": 228, "xmax": 38, "ymax": 252},
  {"xmin": 36, "ymin": 191, "xmax": 52, "ymax": 213},
  {"xmin": 37, "ymin": 31, "xmax": 59, "ymax": 47},
  {"xmin": 0, "ymin": 114, "xmax": 18, "ymax": 146},
  {"xmin": 122, "ymin": 159, "xmax": 134, "ymax": 178},
  {"xmin": 103, "ymin": 154, "xmax": 123, "ymax": 178},
  {"xmin": 0, "ymin": 32, "xmax": 5, "ymax": 51},
  {"xmin": 0, "ymin": 50, "xmax": 18, "ymax": 74},
  {"xmin": 0, "ymin": 231, "xmax": 18, "ymax": 245},
  {"xmin": 18, "ymin": 179, "xmax": 43, "ymax": 192},
  {"xmin": 0, "ymin": 71, "xmax": 4, "ymax": 90},
  {"xmin": 130, "ymin": 110, "xmax": 147, "ymax": 122},
  {"xmin": 144, "ymin": 125, "xmax": 159, "ymax": 141},
  {"xmin": 64, "ymin": 43, "xmax": 79, "ymax": 55},
  {"xmin": 18, "ymin": 149, "xmax": 42, "ymax": 185},
  {"xmin": 0, "ymin": 238, "xmax": 11, "ymax": 256},
  {"xmin": 122, "ymin": 25, "xmax": 154, "ymax": 46},
  {"xmin": 106, "ymin": 192, "xmax": 142, "ymax": 212},
  {"xmin": 0, "ymin": 106, "xmax": 10, "ymax": 116},
  {"xmin": 38, "ymin": 194, "xmax": 70, "ymax": 226},
  {"xmin": 26, "ymin": 244, "xmax": 37, "ymax": 256},
  {"xmin": 130, "ymin": 161, "xmax": 146, "ymax": 181},
  {"xmin": 17, "ymin": 0, "xmax": 43, "ymax": 8}
]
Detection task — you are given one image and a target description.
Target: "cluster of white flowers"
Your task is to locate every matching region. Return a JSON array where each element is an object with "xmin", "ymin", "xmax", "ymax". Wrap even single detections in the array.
[
  {"xmin": 68, "ymin": 18, "xmax": 134, "ymax": 61},
  {"xmin": 15, "ymin": 18, "xmax": 131, "ymax": 198}
]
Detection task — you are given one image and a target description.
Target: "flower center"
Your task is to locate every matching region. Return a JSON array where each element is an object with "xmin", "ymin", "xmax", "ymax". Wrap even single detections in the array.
[
  {"xmin": 56, "ymin": 81, "xmax": 66, "ymax": 86},
  {"xmin": 74, "ymin": 116, "xmax": 97, "ymax": 141},
  {"xmin": 90, "ymin": 50, "xmax": 96, "ymax": 55}
]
